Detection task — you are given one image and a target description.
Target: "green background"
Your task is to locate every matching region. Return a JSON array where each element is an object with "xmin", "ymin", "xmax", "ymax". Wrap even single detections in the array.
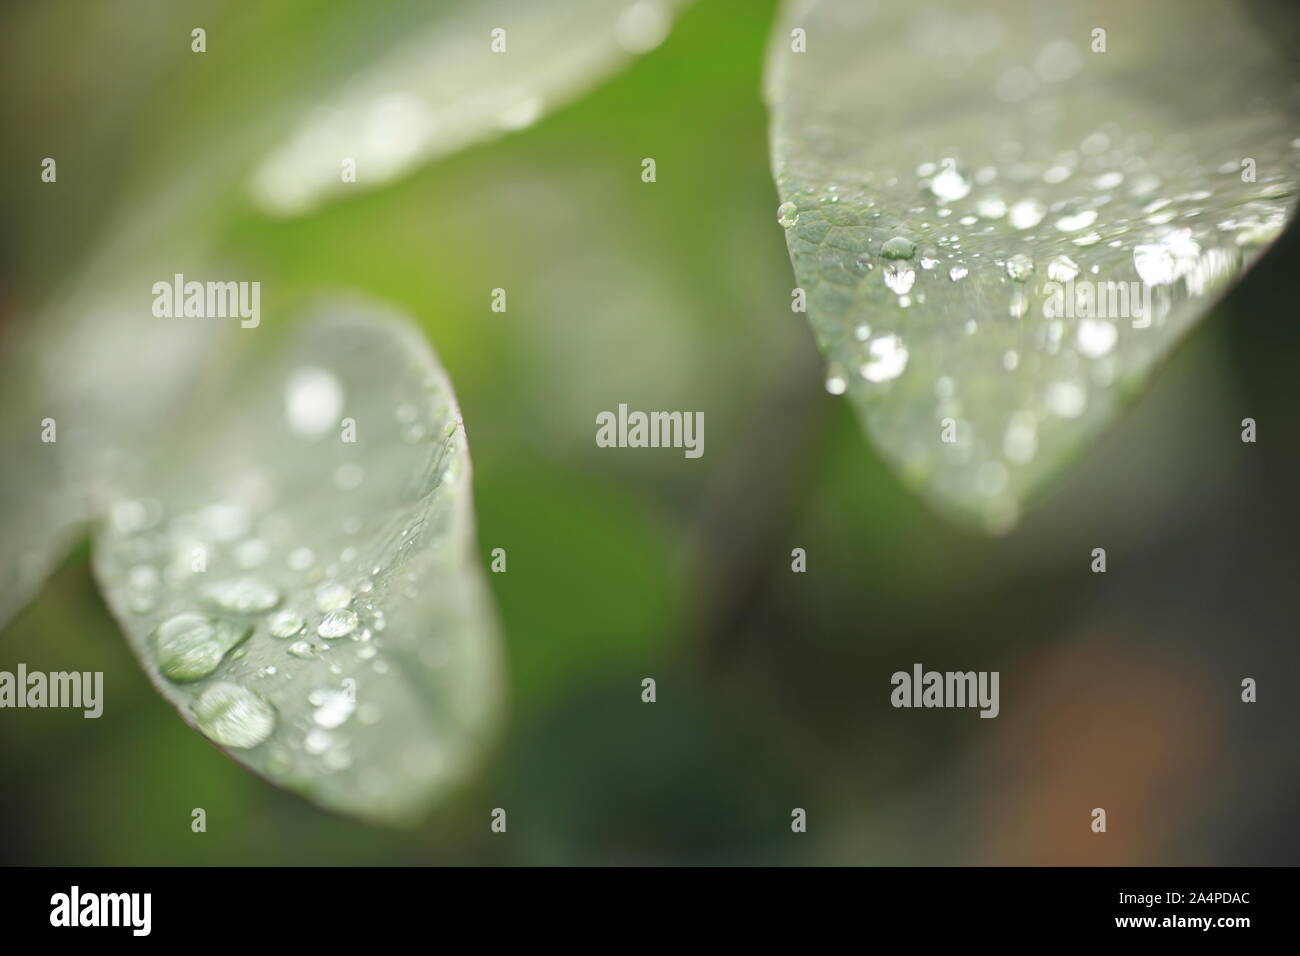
[{"xmin": 1, "ymin": 0, "xmax": 1296, "ymax": 864}]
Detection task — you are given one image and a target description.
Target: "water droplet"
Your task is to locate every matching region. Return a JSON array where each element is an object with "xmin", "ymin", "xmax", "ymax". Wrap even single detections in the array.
[
  {"xmin": 1046, "ymin": 255, "xmax": 1080, "ymax": 282},
  {"xmin": 860, "ymin": 335, "xmax": 909, "ymax": 383},
  {"xmin": 202, "ymin": 577, "xmax": 282, "ymax": 614},
  {"xmin": 1133, "ymin": 229, "xmax": 1200, "ymax": 286},
  {"xmin": 919, "ymin": 257, "xmax": 939, "ymax": 270},
  {"xmin": 193, "ymin": 683, "xmax": 274, "ymax": 748},
  {"xmin": 288, "ymin": 641, "xmax": 315, "ymax": 659},
  {"xmin": 1004, "ymin": 254, "xmax": 1035, "ymax": 281},
  {"xmin": 311, "ymin": 687, "xmax": 357, "ymax": 729},
  {"xmin": 285, "ymin": 367, "xmax": 344, "ymax": 437},
  {"xmin": 1093, "ymin": 171, "xmax": 1124, "ymax": 189},
  {"xmin": 777, "ymin": 201, "xmax": 799, "ymax": 228},
  {"xmin": 1054, "ymin": 209, "xmax": 1098, "ymax": 233},
  {"xmin": 929, "ymin": 162, "xmax": 971, "ymax": 202},
  {"xmin": 1077, "ymin": 318, "xmax": 1118, "ymax": 358},
  {"xmin": 268, "ymin": 610, "xmax": 305, "ymax": 638},
  {"xmin": 975, "ymin": 197, "xmax": 1007, "ymax": 219},
  {"xmin": 949, "ymin": 265, "xmax": 969, "ymax": 281},
  {"xmin": 154, "ymin": 613, "xmax": 251, "ymax": 683},
  {"xmin": 1008, "ymin": 198, "xmax": 1046, "ymax": 230},
  {"xmin": 318, "ymin": 608, "xmax": 359, "ymax": 639},
  {"xmin": 880, "ymin": 236, "xmax": 917, "ymax": 259},
  {"xmin": 315, "ymin": 581, "xmax": 353, "ymax": 613},
  {"xmin": 1235, "ymin": 220, "xmax": 1283, "ymax": 246},
  {"xmin": 1045, "ymin": 381, "xmax": 1087, "ymax": 418}
]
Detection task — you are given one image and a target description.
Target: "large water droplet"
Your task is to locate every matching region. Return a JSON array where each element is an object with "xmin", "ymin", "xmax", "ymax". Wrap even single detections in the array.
[
  {"xmin": 318, "ymin": 608, "xmax": 359, "ymax": 639},
  {"xmin": 860, "ymin": 335, "xmax": 909, "ymax": 383},
  {"xmin": 929, "ymin": 162, "xmax": 971, "ymax": 202},
  {"xmin": 154, "ymin": 613, "xmax": 250, "ymax": 683},
  {"xmin": 777, "ymin": 201, "xmax": 799, "ymax": 228},
  {"xmin": 1133, "ymin": 229, "xmax": 1201, "ymax": 286},
  {"xmin": 880, "ymin": 236, "xmax": 917, "ymax": 259},
  {"xmin": 1005, "ymin": 254, "xmax": 1035, "ymax": 281},
  {"xmin": 1076, "ymin": 318, "xmax": 1118, "ymax": 358},
  {"xmin": 268, "ymin": 609, "xmax": 305, "ymax": 638},
  {"xmin": 193, "ymin": 682, "xmax": 275, "ymax": 748},
  {"xmin": 1046, "ymin": 255, "xmax": 1080, "ymax": 282}
]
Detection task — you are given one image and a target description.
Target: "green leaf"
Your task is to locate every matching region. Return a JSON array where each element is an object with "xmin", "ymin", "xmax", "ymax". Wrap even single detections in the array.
[
  {"xmin": 765, "ymin": 0, "xmax": 1300, "ymax": 531},
  {"xmin": 249, "ymin": 0, "xmax": 690, "ymax": 215},
  {"xmin": 91, "ymin": 303, "xmax": 502, "ymax": 824},
  {"xmin": 0, "ymin": 374, "xmax": 84, "ymax": 628},
  {"xmin": 0, "ymin": 0, "xmax": 691, "ymax": 629}
]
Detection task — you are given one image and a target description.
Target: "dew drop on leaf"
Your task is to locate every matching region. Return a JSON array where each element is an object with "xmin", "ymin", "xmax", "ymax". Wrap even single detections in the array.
[
  {"xmin": 318, "ymin": 608, "xmax": 359, "ymax": 639},
  {"xmin": 153, "ymin": 613, "xmax": 251, "ymax": 683},
  {"xmin": 193, "ymin": 682, "xmax": 275, "ymax": 749}
]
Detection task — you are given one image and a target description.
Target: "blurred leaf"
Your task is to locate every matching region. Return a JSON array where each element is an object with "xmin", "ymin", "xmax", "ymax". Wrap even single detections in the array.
[
  {"xmin": 0, "ymin": 0, "xmax": 692, "ymax": 628},
  {"xmin": 765, "ymin": 0, "xmax": 1300, "ymax": 531},
  {"xmin": 250, "ymin": 0, "xmax": 691, "ymax": 215},
  {"xmin": 92, "ymin": 303, "xmax": 502, "ymax": 824},
  {"xmin": 0, "ymin": 370, "xmax": 82, "ymax": 628}
]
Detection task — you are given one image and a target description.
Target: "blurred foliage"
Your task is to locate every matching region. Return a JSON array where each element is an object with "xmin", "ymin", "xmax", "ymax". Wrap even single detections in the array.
[{"xmin": 1, "ymin": 0, "xmax": 1297, "ymax": 864}]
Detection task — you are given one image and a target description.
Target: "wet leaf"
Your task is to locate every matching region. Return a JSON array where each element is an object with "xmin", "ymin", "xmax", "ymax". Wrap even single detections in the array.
[
  {"xmin": 1, "ymin": 0, "xmax": 690, "ymax": 631},
  {"xmin": 766, "ymin": 0, "xmax": 1300, "ymax": 530},
  {"xmin": 92, "ymin": 303, "xmax": 502, "ymax": 824}
]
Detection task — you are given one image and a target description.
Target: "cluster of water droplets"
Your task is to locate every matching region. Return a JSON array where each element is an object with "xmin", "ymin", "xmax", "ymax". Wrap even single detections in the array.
[
  {"xmin": 104, "ymin": 491, "xmax": 413, "ymax": 760},
  {"xmin": 777, "ymin": 119, "xmax": 1298, "ymax": 530},
  {"xmin": 105, "ymin": 355, "xmax": 474, "ymax": 779}
]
